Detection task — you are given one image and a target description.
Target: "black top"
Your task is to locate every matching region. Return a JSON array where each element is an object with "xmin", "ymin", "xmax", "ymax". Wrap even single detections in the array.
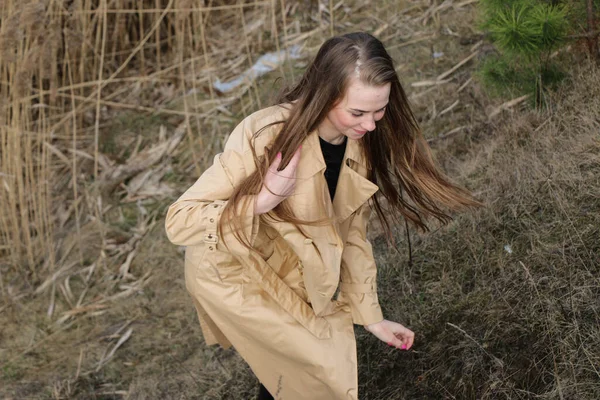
[{"xmin": 318, "ymin": 136, "xmax": 347, "ymax": 201}]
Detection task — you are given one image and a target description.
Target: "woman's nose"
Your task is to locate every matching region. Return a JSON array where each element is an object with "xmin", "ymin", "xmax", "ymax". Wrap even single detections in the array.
[{"xmin": 361, "ymin": 116, "xmax": 376, "ymax": 131}]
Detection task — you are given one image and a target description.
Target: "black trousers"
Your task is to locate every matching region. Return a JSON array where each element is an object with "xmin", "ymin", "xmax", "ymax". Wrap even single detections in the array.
[{"xmin": 258, "ymin": 383, "xmax": 274, "ymax": 400}]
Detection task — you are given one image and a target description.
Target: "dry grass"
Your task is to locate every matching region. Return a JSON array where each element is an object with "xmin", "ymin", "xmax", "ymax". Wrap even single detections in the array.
[
  {"xmin": 1, "ymin": 0, "xmax": 599, "ymax": 399},
  {"xmin": 363, "ymin": 64, "xmax": 600, "ymax": 400},
  {"xmin": 0, "ymin": 0, "xmax": 293, "ymax": 275}
]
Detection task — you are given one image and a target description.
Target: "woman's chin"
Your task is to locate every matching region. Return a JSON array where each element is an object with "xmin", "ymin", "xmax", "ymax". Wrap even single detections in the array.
[{"xmin": 350, "ymin": 130, "xmax": 367, "ymax": 139}]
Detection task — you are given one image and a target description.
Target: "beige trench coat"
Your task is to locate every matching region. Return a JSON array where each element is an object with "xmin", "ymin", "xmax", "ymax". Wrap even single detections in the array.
[{"xmin": 165, "ymin": 105, "xmax": 384, "ymax": 399}]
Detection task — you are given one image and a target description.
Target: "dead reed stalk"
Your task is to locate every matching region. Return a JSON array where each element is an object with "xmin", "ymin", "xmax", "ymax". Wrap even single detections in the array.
[{"xmin": 0, "ymin": 0, "xmax": 301, "ymax": 317}]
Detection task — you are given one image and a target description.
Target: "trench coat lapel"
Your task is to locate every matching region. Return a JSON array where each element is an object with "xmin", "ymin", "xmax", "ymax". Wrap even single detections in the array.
[
  {"xmin": 332, "ymin": 136, "xmax": 379, "ymax": 222},
  {"xmin": 293, "ymin": 128, "xmax": 379, "ymax": 222}
]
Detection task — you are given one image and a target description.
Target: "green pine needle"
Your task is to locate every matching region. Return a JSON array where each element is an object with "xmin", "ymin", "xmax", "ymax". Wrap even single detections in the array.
[
  {"xmin": 530, "ymin": 3, "xmax": 569, "ymax": 51},
  {"xmin": 487, "ymin": 3, "xmax": 543, "ymax": 58}
]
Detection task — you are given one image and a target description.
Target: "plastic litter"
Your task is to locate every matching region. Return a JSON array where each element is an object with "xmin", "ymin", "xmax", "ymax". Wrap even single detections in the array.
[{"xmin": 213, "ymin": 45, "xmax": 302, "ymax": 93}]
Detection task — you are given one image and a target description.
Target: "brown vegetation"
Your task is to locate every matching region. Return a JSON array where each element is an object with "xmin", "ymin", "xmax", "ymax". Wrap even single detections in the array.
[{"xmin": 1, "ymin": 1, "xmax": 598, "ymax": 399}]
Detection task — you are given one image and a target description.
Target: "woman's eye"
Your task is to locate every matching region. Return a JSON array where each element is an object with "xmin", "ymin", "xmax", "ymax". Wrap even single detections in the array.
[{"xmin": 351, "ymin": 108, "xmax": 385, "ymax": 117}]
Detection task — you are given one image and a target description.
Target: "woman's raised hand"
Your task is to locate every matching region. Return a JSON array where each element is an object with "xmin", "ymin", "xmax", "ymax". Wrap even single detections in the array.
[
  {"xmin": 254, "ymin": 146, "xmax": 302, "ymax": 215},
  {"xmin": 364, "ymin": 319, "xmax": 415, "ymax": 351}
]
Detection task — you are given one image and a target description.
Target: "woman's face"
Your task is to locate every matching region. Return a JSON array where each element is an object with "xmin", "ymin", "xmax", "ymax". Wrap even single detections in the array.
[{"xmin": 319, "ymin": 78, "xmax": 391, "ymax": 144}]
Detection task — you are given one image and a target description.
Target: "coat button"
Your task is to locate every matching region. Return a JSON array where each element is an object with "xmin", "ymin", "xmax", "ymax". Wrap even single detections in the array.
[{"xmin": 303, "ymin": 238, "xmax": 313, "ymax": 244}]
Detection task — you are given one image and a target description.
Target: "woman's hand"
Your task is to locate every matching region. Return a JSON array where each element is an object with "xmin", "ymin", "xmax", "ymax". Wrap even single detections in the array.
[
  {"xmin": 254, "ymin": 146, "xmax": 302, "ymax": 215},
  {"xmin": 364, "ymin": 319, "xmax": 414, "ymax": 350}
]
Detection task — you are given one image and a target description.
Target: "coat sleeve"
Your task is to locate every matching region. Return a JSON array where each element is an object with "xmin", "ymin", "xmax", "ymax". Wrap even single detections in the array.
[
  {"xmin": 164, "ymin": 118, "xmax": 259, "ymax": 251},
  {"xmin": 337, "ymin": 204, "xmax": 384, "ymax": 326}
]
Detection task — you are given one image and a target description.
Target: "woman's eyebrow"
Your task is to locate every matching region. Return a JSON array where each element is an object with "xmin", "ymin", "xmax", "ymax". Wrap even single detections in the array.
[{"xmin": 349, "ymin": 103, "xmax": 388, "ymax": 113}]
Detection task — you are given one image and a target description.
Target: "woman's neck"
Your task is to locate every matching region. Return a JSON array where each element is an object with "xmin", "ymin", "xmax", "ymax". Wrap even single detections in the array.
[{"xmin": 317, "ymin": 118, "xmax": 346, "ymax": 145}]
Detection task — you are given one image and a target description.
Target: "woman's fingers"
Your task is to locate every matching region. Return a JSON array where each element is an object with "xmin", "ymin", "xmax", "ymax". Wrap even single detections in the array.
[
  {"xmin": 386, "ymin": 336, "xmax": 404, "ymax": 349},
  {"xmin": 404, "ymin": 331, "xmax": 415, "ymax": 350},
  {"xmin": 267, "ymin": 147, "xmax": 301, "ymax": 191},
  {"xmin": 393, "ymin": 333, "xmax": 412, "ymax": 350},
  {"xmin": 268, "ymin": 152, "xmax": 282, "ymax": 172},
  {"xmin": 284, "ymin": 145, "xmax": 302, "ymax": 173},
  {"xmin": 377, "ymin": 328, "xmax": 405, "ymax": 350},
  {"xmin": 366, "ymin": 319, "xmax": 415, "ymax": 351},
  {"xmin": 255, "ymin": 146, "xmax": 302, "ymax": 215},
  {"xmin": 275, "ymin": 145, "xmax": 302, "ymax": 175},
  {"xmin": 382, "ymin": 321, "xmax": 414, "ymax": 351},
  {"xmin": 395, "ymin": 326, "xmax": 414, "ymax": 350}
]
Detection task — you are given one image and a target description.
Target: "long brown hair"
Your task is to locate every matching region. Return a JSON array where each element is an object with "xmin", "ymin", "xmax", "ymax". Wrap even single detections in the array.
[{"xmin": 220, "ymin": 32, "xmax": 481, "ymax": 248}]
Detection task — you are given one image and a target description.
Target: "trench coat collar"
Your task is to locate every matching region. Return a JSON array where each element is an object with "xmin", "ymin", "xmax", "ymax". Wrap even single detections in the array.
[
  {"xmin": 297, "ymin": 128, "xmax": 378, "ymax": 222},
  {"xmin": 297, "ymin": 128, "xmax": 368, "ymax": 179}
]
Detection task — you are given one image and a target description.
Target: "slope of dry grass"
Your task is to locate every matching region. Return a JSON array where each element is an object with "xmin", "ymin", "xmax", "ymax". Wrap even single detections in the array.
[{"xmin": 361, "ymin": 64, "xmax": 600, "ymax": 400}]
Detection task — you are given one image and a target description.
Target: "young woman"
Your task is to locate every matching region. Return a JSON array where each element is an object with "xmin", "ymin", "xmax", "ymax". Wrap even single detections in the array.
[{"xmin": 165, "ymin": 32, "xmax": 480, "ymax": 399}]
